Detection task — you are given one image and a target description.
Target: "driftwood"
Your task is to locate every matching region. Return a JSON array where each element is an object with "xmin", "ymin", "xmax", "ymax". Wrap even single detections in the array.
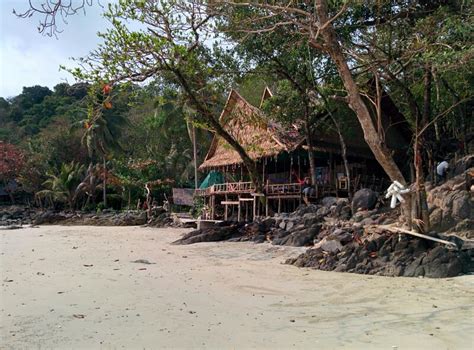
[{"xmin": 376, "ymin": 225, "xmax": 458, "ymax": 249}]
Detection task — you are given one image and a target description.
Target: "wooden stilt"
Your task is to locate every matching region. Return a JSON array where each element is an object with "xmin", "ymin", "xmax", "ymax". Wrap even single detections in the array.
[
  {"xmin": 278, "ymin": 198, "xmax": 281, "ymax": 213},
  {"xmin": 253, "ymin": 196, "xmax": 256, "ymax": 221},
  {"xmin": 265, "ymin": 198, "xmax": 269, "ymax": 217},
  {"xmin": 211, "ymin": 195, "xmax": 215, "ymax": 220},
  {"xmin": 237, "ymin": 196, "xmax": 241, "ymax": 222},
  {"xmin": 224, "ymin": 194, "xmax": 228, "ymax": 221}
]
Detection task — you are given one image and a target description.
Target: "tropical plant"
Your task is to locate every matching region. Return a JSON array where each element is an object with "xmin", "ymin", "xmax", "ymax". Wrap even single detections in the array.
[{"xmin": 37, "ymin": 161, "xmax": 85, "ymax": 210}]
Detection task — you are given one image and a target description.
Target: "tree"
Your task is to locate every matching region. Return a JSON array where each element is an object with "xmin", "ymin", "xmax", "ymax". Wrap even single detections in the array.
[
  {"xmin": 214, "ymin": 0, "xmax": 472, "ymax": 228},
  {"xmin": 37, "ymin": 161, "xmax": 85, "ymax": 210},
  {"xmin": 0, "ymin": 142, "xmax": 24, "ymax": 203},
  {"xmin": 66, "ymin": 0, "xmax": 263, "ymax": 191},
  {"xmin": 14, "ymin": 0, "xmax": 96, "ymax": 37},
  {"xmin": 81, "ymin": 83, "xmax": 129, "ymax": 207}
]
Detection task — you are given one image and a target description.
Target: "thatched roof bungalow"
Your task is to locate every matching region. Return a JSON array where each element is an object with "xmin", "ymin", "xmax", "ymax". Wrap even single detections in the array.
[{"xmin": 199, "ymin": 89, "xmax": 303, "ymax": 170}]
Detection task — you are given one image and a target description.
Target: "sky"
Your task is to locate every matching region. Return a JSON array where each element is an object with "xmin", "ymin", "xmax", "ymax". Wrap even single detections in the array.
[{"xmin": 0, "ymin": 1, "xmax": 111, "ymax": 98}]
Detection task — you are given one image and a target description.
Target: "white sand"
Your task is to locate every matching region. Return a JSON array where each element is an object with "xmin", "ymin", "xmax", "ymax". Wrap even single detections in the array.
[{"xmin": 1, "ymin": 225, "xmax": 473, "ymax": 349}]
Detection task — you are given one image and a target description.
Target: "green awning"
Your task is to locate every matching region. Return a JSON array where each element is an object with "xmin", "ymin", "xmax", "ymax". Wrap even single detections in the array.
[{"xmin": 199, "ymin": 170, "xmax": 224, "ymax": 189}]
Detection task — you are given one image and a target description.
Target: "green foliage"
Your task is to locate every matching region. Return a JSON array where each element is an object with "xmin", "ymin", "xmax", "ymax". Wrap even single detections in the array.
[{"xmin": 37, "ymin": 161, "xmax": 85, "ymax": 209}]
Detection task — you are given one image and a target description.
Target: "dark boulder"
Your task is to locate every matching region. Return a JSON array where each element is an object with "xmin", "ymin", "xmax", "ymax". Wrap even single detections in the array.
[
  {"xmin": 173, "ymin": 225, "xmax": 241, "ymax": 245},
  {"xmin": 352, "ymin": 188, "xmax": 377, "ymax": 213}
]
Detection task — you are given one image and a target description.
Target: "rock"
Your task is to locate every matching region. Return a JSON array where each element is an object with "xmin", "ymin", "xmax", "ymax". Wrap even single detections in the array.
[
  {"xmin": 352, "ymin": 188, "xmax": 377, "ymax": 213},
  {"xmin": 446, "ymin": 259, "xmax": 463, "ymax": 277},
  {"xmin": 279, "ymin": 220, "xmax": 287, "ymax": 230},
  {"xmin": 33, "ymin": 211, "xmax": 67, "ymax": 225},
  {"xmin": 359, "ymin": 217, "xmax": 375, "ymax": 226},
  {"xmin": 273, "ymin": 226, "xmax": 320, "ymax": 247},
  {"xmin": 403, "ymin": 255, "xmax": 424, "ymax": 277},
  {"xmin": 302, "ymin": 213, "xmax": 320, "ymax": 227},
  {"xmin": 429, "ymin": 208, "xmax": 443, "ymax": 228},
  {"xmin": 285, "ymin": 220, "xmax": 295, "ymax": 231},
  {"xmin": 315, "ymin": 238, "xmax": 343, "ymax": 254},
  {"xmin": 321, "ymin": 197, "xmax": 338, "ymax": 207},
  {"xmin": 327, "ymin": 230, "xmax": 352, "ymax": 245},
  {"xmin": 260, "ymin": 217, "xmax": 276, "ymax": 231},
  {"xmin": 451, "ymin": 192, "xmax": 471, "ymax": 220},
  {"xmin": 316, "ymin": 206, "xmax": 330, "ymax": 217},
  {"xmin": 425, "ymin": 246, "xmax": 446, "ymax": 263},
  {"xmin": 172, "ymin": 225, "xmax": 241, "ymax": 245},
  {"xmin": 452, "ymin": 155, "xmax": 474, "ymax": 176}
]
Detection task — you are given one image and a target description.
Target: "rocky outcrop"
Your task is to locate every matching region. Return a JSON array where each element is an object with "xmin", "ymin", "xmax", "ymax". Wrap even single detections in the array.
[
  {"xmin": 286, "ymin": 233, "xmax": 472, "ymax": 278},
  {"xmin": 427, "ymin": 167, "xmax": 473, "ymax": 238},
  {"xmin": 0, "ymin": 206, "xmax": 37, "ymax": 226}
]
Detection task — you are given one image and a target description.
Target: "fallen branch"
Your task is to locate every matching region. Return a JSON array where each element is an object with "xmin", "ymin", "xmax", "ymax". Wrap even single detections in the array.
[{"xmin": 375, "ymin": 225, "xmax": 458, "ymax": 249}]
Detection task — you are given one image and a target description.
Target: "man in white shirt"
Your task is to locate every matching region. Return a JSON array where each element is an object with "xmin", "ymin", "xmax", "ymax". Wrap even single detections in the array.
[{"xmin": 436, "ymin": 160, "xmax": 449, "ymax": 184}]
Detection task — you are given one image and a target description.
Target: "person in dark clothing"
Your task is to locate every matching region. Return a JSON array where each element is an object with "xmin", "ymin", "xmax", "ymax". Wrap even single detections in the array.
[{"xmin": 301, "ymin": 177, "xmax": 315, "ymax": 205}]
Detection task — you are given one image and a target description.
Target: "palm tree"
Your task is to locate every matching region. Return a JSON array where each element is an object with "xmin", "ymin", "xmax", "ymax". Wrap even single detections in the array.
[
  {"xmin": 81, "ymin": 84, "xmax": 128, "ymax": 207},
  {"xmin": 37, "ymin": 161, "xmax": 85, "ymax": 210}
]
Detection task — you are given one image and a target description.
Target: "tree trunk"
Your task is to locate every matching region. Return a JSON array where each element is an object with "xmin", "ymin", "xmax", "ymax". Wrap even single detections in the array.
[
  {"xmin": 303, "ymin": 106, "xmax": 317, "ymax": 192},
  {"xmin": 314, "ymin": 0, "xmax": 410, "ymax": 224},
  {"xmin": 310, "ymin": 25, "xmax": 405, "ymax": 183},
  {"xmin": 413, "ymin": 64, "xmax": 432, "ymax": 233},
  {"xmin": 174, "ymin": 69, "xmax": 262, "ymax": 192},
  {"xmin": 330, "ymin": 114, "xmax": 351, "ymax": 198},
  {"xmin": 102, "ymin": 157, "xmax": 107, "ymax": 208},
  {"xmin": 192, "ymin": 125, "xmax": 199, "ymax": 189}
]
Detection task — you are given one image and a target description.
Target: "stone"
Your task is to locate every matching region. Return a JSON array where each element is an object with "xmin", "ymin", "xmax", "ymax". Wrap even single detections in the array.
[
  {"xmin": 319, "ymin": 239, "xmax": 343, "ymax": 254},
  {"xmin": 359, "ymin": 217, "xmax": 375, "ymax": 226},
  {"xmin": 446, "ymin": 259, "xmax": 463, "ymax": 277},
  {"xmin": 261, "ymin": 217, "xmax": 276, "ymax": 231},
  {"xmin": 328, "ymin": 231, "xmax": 352, "ymax": 245},
  {"xmin": 403, "ymin": 256, "xmax": 424, "ymax": 277},
  {"xmin": 429, "ymin": 208, "xmax": 443, "ymax": 228},
  {"xmin": 316, "ymin": 206, "xmax": 330, "ymax": 217},
  {"xmin": 321, "ymin": 196, "xmax": 338, "ymax": 207},
  {"xmin": 352, "ymin": 188, "xmax": 377, "ymax": 213},
  {"xmin": 302, "ymin": 213, "xmax": 320, "ymax": 227},
  {"xmin": 451, "ymin": 192, "xmax": 471, "ymax": 220},
  {"xmin": 424, "ymin": 260, "xmax": 448, "ymax": 278},
  {"xmin": 425, "ymin": 246, "xmax": 446, "ymax": 263},
  {"xmin": 276, "ymin": 226, "xmax": 321, "ymax": 247},
  {"xmin": 33, "ymin": 211, "xmax": 67, "ymax": 225},
  {"xmin": 173, "ymin": 225, "xmax": 240, "ymax": 245},
  {"xmin": 285, "ymin": 220, "xmax": 295, "ymax": 231}
]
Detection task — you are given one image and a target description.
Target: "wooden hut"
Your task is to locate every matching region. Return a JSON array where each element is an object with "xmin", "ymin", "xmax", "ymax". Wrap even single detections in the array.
[{"xmin": 195, "ymin": 88, "xmax": 409, "ymax": 221}]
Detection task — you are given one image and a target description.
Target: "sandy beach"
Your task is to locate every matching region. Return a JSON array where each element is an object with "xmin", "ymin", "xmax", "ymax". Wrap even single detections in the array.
[{"xmin": 1, "ymin": 225, "xmax": 473, "ymax": 349}]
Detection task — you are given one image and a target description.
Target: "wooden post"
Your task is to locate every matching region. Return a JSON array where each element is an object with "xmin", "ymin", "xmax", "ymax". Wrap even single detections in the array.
[
  {"xmin": 224, "ymin": 194, "xmax": 228, "ymax": 221},
  {"xmin": 265, "ymin": 198, "xmax": 269, "ymax": 217},
  {"xmin": 253, "ymin": 196, "xmax": 257, "ymax": 221},
  {"xmin": 211, "ymin": 195, "xmax": 215, "ymax": 220},
  {"xmin": 237, "ymin": 196, "xmax": 241, "ymax": 222},
  {"xmin": 193, "ymin": 126, "xmax": 198, "ymax": 190},
  {"xmin": 278, "ymin": 197, "xmax": 281, "ymax": 213}
]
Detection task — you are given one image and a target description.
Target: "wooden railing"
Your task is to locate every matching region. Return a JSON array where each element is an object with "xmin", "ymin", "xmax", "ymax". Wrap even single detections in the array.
[
  {"xmin": 195, "ymin": 181, "xmax": 304, "ymax": 197},
  {"xmin": 266, "ymin": 183, "xmax": 302, "ymax": 196},
  {"xmin": 194, "ymin": 175, "xmax": 387, "ymax": 198},
  {"xmin": 194, "ymin": 181, "xmax": 255, "ymax": 196}
]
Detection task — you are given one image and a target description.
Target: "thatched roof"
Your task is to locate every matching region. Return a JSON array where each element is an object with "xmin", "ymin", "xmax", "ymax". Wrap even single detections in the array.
[{"xmin": 199, "ymin": 90, "xmax": 303, "ymax": 170}]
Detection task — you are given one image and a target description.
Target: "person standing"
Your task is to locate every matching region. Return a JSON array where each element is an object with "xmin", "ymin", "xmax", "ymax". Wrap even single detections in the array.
[{"xmin": 436, "ymin": 160, "xmax": 449, "ymax": 185}]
